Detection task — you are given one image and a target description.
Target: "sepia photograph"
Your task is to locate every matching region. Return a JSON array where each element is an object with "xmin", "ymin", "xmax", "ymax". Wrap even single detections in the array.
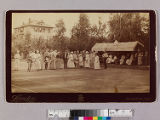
[{"xmin": 11, "ymin": 12, "xmax": 151, "ymax": 94}]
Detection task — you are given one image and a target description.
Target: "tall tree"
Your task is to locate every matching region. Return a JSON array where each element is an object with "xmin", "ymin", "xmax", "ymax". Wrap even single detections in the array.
[
  {"xmin": 54, "ymin": 19, "xmax": 66, "ymax": 51},
  {"xmin": 70, "ymin": 13, "xmax": 91, "ymax": 51},
  {"xmin": 108, "ymin": 13, "xmax": 149, "ymax": 43},
  {"xmin": 25, "ymin": 32, "xmax": 31, "ymax": 45},
  {"xmin": 90, "ymin": 17, "xmax": 108, "ymax": 42}
]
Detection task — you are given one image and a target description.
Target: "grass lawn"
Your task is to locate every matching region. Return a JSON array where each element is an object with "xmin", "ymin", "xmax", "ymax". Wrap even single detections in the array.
[{"xmin": 11, "ymin": 68, "xmax": 150, "ymax": 93}]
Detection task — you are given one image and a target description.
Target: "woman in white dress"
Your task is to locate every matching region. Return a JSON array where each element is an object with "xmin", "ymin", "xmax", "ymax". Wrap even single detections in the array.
[
  {"xmin": 14, "ymin": 50, "xmax": 21, "ymax": 71},
  {"xmin": 50, "ymin": 50, "xmax": 58, "ymax": 70},
  {"xmin": 120, "ymin": 55, "xmax": 126, "ymax": 65},
  {"xmin": 31, "ymin": 51, "xmax": 37, "ymax": 71},
  {"xmin": 84, "ymin": 51, "xmax": 90, "ymax": 68},
  {"xmin": 78, "ymin": 52, "xmax": 83, "ymax": 68},
  {"xmin": 67, "ymin": 52, "xmax": 75, "ymax": 68},
  {"xmin": 94, "ymin": 53, "xmax": 101, "ymax": 69},
  {"xmin": 35, "ymin": 50, "xmax": 42, "ymax": 71},
  {"xmin": 126, "ymin": 54, "xmax": 134, "ymax": 65}
]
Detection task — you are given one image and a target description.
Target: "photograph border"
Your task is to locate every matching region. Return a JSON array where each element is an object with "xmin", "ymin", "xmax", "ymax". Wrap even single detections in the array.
[{"xmin": 6, "ymin": 10, "xmax": 156, "ymax": 102}]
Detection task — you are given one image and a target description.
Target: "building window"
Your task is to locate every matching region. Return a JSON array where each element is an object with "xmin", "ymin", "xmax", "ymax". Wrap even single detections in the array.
[
  {"xmin": 39, "ymin": 28, "xmax": 42, "ymax": 32},
  {"xmin": 34, "ymin": 27, "xmax": 37, "ymax": 32},
  {"xmin": 48, "ymin": 28, "xmax": 51, "ymax": 33},
  {"xmin": 42, "ymin": 28, "xmax": 45, "ymax": 32},
  {"xmin": 20, "ymin": 27, "xmax": 24, "ymax": 32}
]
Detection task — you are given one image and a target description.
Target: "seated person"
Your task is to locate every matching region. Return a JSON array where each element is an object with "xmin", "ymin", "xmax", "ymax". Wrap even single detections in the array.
[
  {"xmin": 126, "ymin": 54, "xmax": 134, "ymax": 65},
  {"xmin": 113, "ymin": 55, "xmax": 118, "ymax": 64},
  {"xmin": 107, "ymin": 55, "xmax": 113, "ymax": 64},
  {"xmin": 120, "ymin": 55, "xmax": 125, "ymax": 65},
  {"xmin": 126, "ymin": 58, "xmax": 131, "ymax": 65}
]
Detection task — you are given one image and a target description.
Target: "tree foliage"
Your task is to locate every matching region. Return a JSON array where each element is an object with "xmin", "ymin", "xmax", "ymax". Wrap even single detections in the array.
[
  {"xmin": 108, "ymin": 13, "xmax": 150, "ymax": 50},
  {"xmin": 12, "ymin": 13, "xmax": 150, "ymax": 55},
  {"xmin": 70, "ymin": 13, "xmax": 91, "ymax": 51},
  {"xmin": 52, "ymin": 19, "xmax": 67, "ymax": 51}
]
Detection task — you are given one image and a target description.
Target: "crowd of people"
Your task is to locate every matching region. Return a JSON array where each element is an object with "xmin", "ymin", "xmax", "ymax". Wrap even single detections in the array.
[
  {"xmin": 13, "ymin": 49, "xmax": 145, "ymax": 71},
  {"xmin": 13, "ymin": 50, "xmax": 101, "ymax": 71}
]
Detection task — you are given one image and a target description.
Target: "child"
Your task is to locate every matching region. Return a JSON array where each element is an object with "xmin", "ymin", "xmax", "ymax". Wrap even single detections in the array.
[{"xmin": 44, "ymin": 56, "xmax": 49, "ymax": 70}]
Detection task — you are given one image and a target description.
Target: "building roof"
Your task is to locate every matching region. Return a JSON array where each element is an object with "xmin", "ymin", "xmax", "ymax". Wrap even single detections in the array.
[
  {"xmin": 14, "ymin": 19, "xmax": 53, "ymax": 29},
  {"xmin": 14, "ymin": 24, "xmax": 53, "ymax": 29},
  {"xmin": 91, "ymin": 41, "xmax": 144, "ymax": 52}
]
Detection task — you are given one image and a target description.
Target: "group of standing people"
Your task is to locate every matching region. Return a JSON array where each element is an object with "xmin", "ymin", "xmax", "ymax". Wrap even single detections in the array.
[
  {"xmin": 64, "ymin": 51, "xmax": 101, "ymax": 70},
  {"xmin": 13, "ymin": 49, "xmax": 145, "ymax": 72},
  {"xmin": 27, "ymin": 49, "xmax": 63, "ymax": 71},
  {"xmin": 27, "ymin": 50, "xmax": 43, "ymax": 72},
  {"xmin": 13, "ymin": 49, "xmax": 102, "ymax": 72},
  {"xmin": 42, "ymin": 50, "xmax": 101, "ymax": 70},
  {"xmin": 40, "ymin": 50, "xmax": 102, "ymax": 71}
]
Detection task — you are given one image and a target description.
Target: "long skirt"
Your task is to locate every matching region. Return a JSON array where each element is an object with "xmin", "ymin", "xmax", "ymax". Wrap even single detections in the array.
[
  {"xmin": 31, "ymin": 61, "xmax": 37, "ymax": 71},
  {"xmin": 94, "ymin": 62, "xmax": 101, "ymax": 69},
  {"xmin": 36, "ymin": 60, "xmax": 41, "ymax": 70},
  {"xmin": 14, "ymin": 59, "xmax": 20, "ymax": 70},
  {"xmin": 50, "ymin": 59, "xmax": 56, "ymax": 69},
  {"xmin": 79, "ymin": 59, "xmax": 84, "ymax": 67},
  {"xmin": 84, "ymin": 60, "xmax": 90, "ymax": 68},
  {"xmin": 56, "ymin": 58, "xmax": 64, "ymax": 69},
  {"xmin": 67, "ymin": 59, "xmax": 75, "ymax": 68}
]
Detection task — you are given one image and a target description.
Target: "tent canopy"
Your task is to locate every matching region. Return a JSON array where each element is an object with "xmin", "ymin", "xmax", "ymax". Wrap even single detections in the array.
[{"xmin": 91, "ymin": 41, "xmax": 144, "ymax": 52}]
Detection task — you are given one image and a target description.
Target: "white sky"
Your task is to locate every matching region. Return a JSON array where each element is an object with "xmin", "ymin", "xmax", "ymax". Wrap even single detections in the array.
[{"xmin": 12, "ymin": 13, "xmax": 149, "ymax": 37}]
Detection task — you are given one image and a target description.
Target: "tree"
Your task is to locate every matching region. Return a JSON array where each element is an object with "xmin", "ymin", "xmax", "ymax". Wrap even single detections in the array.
[
  {"xmin": 91, "ymin": 17, "xmax": 107, "ymax": 40},
  {"xmin": 108, "ymin": 13, "xmax": 150, "ymax": 51},
  {"xmin": 90, "ymin": 17, "xmax": 108, "ymax": 46},
  {"xmin": 53, "ymin": 19, "xmax": 66, "ymax": 51},
  {"xmin": 25, "ymin": 32, "xmax": 31, "ymax": 45},
  {"xmin": 32, "ymin": 37, "xmax": 46, "ymax": 52},
  {"xmin": 70, "ymin": 13, "xmax": 91, "ymax": 51}
]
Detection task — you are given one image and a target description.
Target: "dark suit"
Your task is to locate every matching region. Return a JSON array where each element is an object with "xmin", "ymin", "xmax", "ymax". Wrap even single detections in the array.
[{"xmin": 63, "ymin": 52, "xmax": 68, "ymax": 69}]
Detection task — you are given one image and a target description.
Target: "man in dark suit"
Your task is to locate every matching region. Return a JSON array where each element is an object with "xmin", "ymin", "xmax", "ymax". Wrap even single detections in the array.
[
  {"xmin": 102, "ymin": 51, "xmax": 108, "ymax": 69},
  {"xmin": 63, "ymin": 50, "xmax": 68, "ymax": 69}
]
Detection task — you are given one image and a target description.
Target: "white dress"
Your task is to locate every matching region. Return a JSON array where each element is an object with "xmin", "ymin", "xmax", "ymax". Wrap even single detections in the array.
[
  {"xmin": 120, "ymin": 55, "xmax": 125, "ymax": 65},
  {"xmin": 78, "ymin": 54, "xmax": 83, "ymax": 67},
  {"xmin": 67, "ymin": 54, "xmax": 75, "ymax": 68},
  {"xmin": 14, "ymin": 53, "xmax": 21, "ymax": 70},
  {"xmin": 94, "ymin": 55, "xmax": 101, "ymax": 69},
  {"xmin": 84, "ymin": 54, "xmax": 90, "ymax": 68},
  {"xmin": 35, "ymin": 53, "xmax": 42, "ymax": 70},
  {"xmin": 31, "ymin": 53, "xmax": 37, "ymax": 70},
  {"xmin": 50, "ymin": 52, "xmax": 57, "ymax": 69}
]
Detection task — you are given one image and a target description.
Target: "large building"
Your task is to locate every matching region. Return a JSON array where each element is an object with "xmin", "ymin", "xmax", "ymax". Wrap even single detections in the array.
[{"xmin": 13, "ymin": 18, "xmax": 54, "ymax": 45}]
